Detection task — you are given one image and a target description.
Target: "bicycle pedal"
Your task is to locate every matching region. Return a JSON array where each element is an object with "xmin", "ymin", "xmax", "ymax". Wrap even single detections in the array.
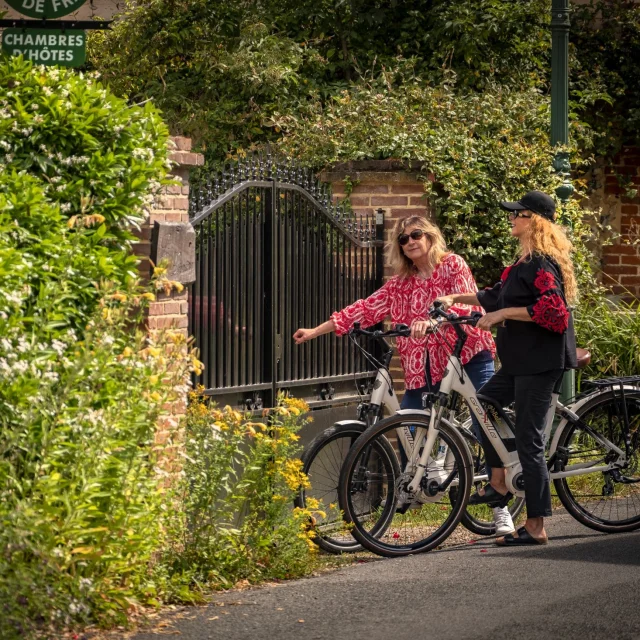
[{"xmin": 395, "ymin": 502, "xmax": 414, "ymax": 514}]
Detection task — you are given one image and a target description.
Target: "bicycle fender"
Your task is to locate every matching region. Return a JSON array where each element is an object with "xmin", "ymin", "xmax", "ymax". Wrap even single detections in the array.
[
  {"xmin": 333, "ymin": 420, "xmax": 367, "ymax": 428},
  {"xmin": 395, "ymin": 409, "xmax": 431, "ymax": 418},
  {"xmin": 549, "ymin": 386, "xmax": 640, "ymax": 457}
]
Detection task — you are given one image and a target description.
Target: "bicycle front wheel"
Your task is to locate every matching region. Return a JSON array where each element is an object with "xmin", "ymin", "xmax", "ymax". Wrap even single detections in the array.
[
  {"xmin": 338, "ymin": 413, "xmax": 473, "ymax": 557},
  {"xmin": 554, "ymin": 389, "xmax": 640, "ymax": 533}
]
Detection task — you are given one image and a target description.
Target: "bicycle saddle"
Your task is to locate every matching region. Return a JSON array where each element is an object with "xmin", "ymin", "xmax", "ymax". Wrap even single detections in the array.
[{"xmin": 575, "ymin": 347, "xmax": 591, "ymax": 369}]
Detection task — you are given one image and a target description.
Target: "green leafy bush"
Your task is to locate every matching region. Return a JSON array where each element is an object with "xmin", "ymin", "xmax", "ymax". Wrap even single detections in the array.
[
  {"xmin": 87, "ymin": 0, "xmax": 551, "ymax": 160},
  {"xmin": 158, "ymin": 395, "xmax": 319, "ymax": 595},
  {"xmin": 0, "ymin": 55, "xmax": 171, "ymax": 324},
  {"xmin": 0, "ymin": 273, "xmax": 192, "ymax": 637},
  {"xmin": 88, "ymin": 14, "xmax": 317, "ymax": 161},
  {"xmin": 274, "ymin": 68, "xmax": 566, "ymax": 284},
  {"xmin": 0, "ymin": 58, "xmax": 193, "ymax": 638},
  {"xmin": 575, "ymin": 291, "xmax": 640, "ymax": 382}
]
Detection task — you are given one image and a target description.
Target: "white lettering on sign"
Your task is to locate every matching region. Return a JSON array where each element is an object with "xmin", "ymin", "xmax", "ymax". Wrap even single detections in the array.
[
  {"xmin": 5, "ymin": 33, "xmax": 85, "ymax": 48},
  {"xmin": 3, "ymin": 28, "xmax": 85, "ymax": 67},
  {"xmin": 21, "ymin": 0, "xmax": 44, "ymax": 12},
  {"xmin": 15, "ymin": 47, "xmax": 75, "ymax": 62}
]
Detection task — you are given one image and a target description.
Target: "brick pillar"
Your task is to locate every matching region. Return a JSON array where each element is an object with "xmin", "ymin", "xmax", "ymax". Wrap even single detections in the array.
[
  {"xmin": 596, "ymin": 147, "xmax": 640, "ymax": 299},
  {"xmin": 133, "ymin": 136, "xmax": 203, "ymax": 471},
  {"xmin": 319, "ymin": 161, "xmax": 434, "ymax": 399}
]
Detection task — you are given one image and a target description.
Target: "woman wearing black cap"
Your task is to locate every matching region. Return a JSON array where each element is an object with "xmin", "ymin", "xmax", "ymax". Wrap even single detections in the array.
[{"xmin": 437, "ymin": 190, "xmax": 577, "ymax": 546}]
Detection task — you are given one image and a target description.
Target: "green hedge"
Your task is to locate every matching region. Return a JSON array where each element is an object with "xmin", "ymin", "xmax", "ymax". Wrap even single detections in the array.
[
  {"xmin": 275, "ymin": 69, "xmax": 565, "ymax": 285},
  {"xmin": 0, "ymin": 56, "xmax": 171, "ymax": 329},
  {"xmin": 0, "ymin": 57, "xmax": 186, "ymax": 638}
]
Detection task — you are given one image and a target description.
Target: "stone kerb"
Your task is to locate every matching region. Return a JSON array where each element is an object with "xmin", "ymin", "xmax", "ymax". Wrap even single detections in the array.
[
  {"xmin": 133, "ymin": 136, "xmax": 203, "ymax": 472},
  {"xmin": 319, "ymin": 160, "xmax": 434, "ymax": 397}
]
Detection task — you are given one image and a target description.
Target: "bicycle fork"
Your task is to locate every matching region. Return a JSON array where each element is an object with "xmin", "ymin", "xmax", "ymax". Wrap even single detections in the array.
[{"xmin": 407, "ymin": 405, "xmax": 445, "ymax": 493}]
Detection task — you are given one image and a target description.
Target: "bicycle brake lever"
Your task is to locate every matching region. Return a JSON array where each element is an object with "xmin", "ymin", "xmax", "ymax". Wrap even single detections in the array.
[{"xmin": 394, "ymin": 323, "xmax": 410, "ymax": 334}]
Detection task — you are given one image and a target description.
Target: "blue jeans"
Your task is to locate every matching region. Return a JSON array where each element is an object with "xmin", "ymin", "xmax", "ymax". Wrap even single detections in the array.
[{"xmin": 400, "ymin": 351, "xmax": 495, "ymax": 467}]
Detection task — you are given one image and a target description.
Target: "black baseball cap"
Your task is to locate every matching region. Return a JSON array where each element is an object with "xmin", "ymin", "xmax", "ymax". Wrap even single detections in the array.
[{"xmin": 499, "ymin": 190, "xmax": 556, "ymax": 222}]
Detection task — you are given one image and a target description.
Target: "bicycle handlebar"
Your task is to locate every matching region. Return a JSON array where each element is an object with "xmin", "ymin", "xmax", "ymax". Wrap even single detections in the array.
[
  {"xmin": 350, "ymin": 322, "xmax": 411, "ymax": 339},
  {"xmin": 350, "ymin": 307, "xmax": 483, "ymax": 340},
  {"xmin": 429, "ymin": 303, "xmax": 484, "ymax": 327}
]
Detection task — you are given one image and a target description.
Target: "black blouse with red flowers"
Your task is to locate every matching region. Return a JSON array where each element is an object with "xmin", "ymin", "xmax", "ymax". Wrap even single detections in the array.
[{"xmin": 476, "ymin": 254, "xmax": 577, "ymax": 375}]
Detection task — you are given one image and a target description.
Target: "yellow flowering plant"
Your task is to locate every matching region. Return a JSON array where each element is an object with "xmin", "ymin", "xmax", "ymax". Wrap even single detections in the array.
[{"xmin": 160, "ymin": 392, "xmax": 321, "ymax": 592}]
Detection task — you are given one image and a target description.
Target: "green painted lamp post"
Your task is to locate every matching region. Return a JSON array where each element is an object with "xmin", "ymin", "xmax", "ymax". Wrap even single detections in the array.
[
  {"xmin": 551, "ymin": 0, "xmax": 574, "ymax": 206},
  {"xmin": 551, "ymin": 0, "xmax": 576, "ymax": 402}
]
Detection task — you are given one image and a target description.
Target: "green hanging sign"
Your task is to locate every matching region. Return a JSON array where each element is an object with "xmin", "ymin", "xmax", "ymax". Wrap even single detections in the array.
[
  {"xmin": 4, "ymin": 0, "xmax": 87, "ymax": 19},
  {"xmin": 2, "ymin": 29, "xmax": 86, "ymax": 67}
]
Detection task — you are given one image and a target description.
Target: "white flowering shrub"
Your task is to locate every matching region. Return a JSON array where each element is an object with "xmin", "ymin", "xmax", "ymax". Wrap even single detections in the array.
[
  {"xmin": 0, "ymin": 58, "xmax": 196, "ymax": 638},
  {"xmin": 0, "ymin": 56, "xmax": 171, "ymax": 304}
]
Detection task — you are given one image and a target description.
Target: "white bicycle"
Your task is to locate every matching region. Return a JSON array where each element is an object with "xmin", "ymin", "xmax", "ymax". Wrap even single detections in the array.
[
  {"xmin": 338, "ymin": 303, "xmax": 640, "ymax": 557},
  {"xmin": 296, "ymin": 322, "xmax": 524, "ymax": 554}
]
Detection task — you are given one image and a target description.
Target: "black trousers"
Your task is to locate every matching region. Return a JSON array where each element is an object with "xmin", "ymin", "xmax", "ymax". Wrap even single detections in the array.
[{"xmin": 477, "ymin": 368, "xmax": 563, "ymax": 519}]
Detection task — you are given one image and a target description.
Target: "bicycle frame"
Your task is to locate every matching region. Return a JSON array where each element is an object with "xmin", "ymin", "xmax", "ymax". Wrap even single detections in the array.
[
  {"xmin": 346, "ymin": 316, "xmax": 632, "ymax": 503},
  {"xmin": 400, "ymin": 350, "xmax": 631, "ymax": 498}
]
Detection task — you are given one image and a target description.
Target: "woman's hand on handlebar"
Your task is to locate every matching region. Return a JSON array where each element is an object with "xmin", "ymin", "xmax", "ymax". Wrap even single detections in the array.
[
  {"xmin": 435, "ymin": 295, "xmax": 455, "ymax": 311},
  {"xmin": 476, "ymin": 309, "xmax": 505, "ymax": 331},
  {"xmin": 410, "ymin": 318, "xmax": 437, "ymax": 339}
]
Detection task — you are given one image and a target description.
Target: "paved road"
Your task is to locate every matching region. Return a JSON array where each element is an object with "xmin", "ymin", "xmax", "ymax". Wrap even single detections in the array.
[{"xmin": 132, "ymin": 513, "xmax": 640, "ymax": 640}]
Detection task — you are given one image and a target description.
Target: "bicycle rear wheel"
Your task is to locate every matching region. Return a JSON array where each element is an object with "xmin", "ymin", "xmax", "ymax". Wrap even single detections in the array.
[
  {"xmin": 554, "ymin": 389, "xmax": 640, "ymax": 533},
  {"xmin": 338, "ymin": 413, "xmax": 473, "ymax": 557},
  {"xmin": 295, "ymin": 423, "xmax": 368, "ymax": 554}
]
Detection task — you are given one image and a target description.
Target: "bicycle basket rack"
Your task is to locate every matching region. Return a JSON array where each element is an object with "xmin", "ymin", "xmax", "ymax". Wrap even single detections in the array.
[{"xmin": 584, "ymin": 375, "xmax": 640, "ymax": 389}]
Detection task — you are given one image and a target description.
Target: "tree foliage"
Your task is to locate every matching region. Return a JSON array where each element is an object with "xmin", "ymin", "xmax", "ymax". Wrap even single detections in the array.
[
  {"xmin": 275, "ymin": 67, "xmax": 561, "ymax": 284},
  {"xmin": 88, "ymin": 0, "xmax": 640, "ymax": 164},
  {"xmin": 88, "ymin": 0, "xmax": 552, "ymax": 159}
]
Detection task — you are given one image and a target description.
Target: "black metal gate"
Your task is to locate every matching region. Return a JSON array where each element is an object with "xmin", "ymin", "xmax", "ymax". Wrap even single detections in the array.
[{"xmin": 188, "ymin": 151, "xmax": 384, "ymax": 409}]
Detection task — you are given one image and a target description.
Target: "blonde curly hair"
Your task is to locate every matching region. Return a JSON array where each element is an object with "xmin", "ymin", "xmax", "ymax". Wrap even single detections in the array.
[
  {"xmin": 387, "ymin": 215, "xmax": 450, "ymax": 278},
  {"xmin": 522, "ymin": 215, "xmax": 578, "ymax": 305}
]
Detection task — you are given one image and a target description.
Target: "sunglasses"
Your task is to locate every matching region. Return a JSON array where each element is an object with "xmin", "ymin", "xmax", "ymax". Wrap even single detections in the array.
[
  {"xmin": 398, "ymin": 229, "xmax": 425, "ymax": 246},
  {"xmin": 508, "ymin": 211, "xmax": 532, "ymax": 220}
]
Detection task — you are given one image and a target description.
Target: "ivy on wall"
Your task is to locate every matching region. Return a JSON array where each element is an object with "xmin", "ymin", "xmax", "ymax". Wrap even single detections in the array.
[{"xmin": 275, "ymin": 68, "xmax": 577, "ymax": 285}]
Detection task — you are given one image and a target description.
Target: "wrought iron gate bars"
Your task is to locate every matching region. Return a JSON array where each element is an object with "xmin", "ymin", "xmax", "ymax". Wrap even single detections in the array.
[{"xmin": 188, "ymin": 150, "xmax": 384, "ymax": 409}]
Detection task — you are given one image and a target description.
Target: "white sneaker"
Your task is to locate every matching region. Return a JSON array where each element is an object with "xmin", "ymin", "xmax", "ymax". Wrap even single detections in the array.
[{"xmin": 493, "ymin": 506, "xmax": 515, "ymax": 535}]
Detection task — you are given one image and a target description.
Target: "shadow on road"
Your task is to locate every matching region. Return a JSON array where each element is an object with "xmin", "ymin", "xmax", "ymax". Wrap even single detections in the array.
[
  {"xmin": 502, "ymin": 529, "xmax": 640, "ymax": 566},
  {"xmin": 433, "ymin": 528, "xmax": 640, "ymax": 567}
]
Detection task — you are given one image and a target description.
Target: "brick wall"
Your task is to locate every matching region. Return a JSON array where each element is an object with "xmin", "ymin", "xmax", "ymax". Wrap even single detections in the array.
[
  {"xmin": 319, "ymin": 162, "xmax": 433, "ymax": 399},
  {"xmin": 133, "ymin": 136, "xmax": 203, "ymax": 471},
  {"xmin": 598, "ymin": 147, "xmax": 640, "ymax": 299}
]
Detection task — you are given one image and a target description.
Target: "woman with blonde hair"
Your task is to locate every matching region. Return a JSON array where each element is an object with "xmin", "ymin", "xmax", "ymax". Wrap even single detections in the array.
[
  {"xmin": 294, "ymin": 215, "xmax": 516, "ymax": 535},
  {"xmin": 438, "ymin": 190, "xmax": 578, "ymax": 546}
]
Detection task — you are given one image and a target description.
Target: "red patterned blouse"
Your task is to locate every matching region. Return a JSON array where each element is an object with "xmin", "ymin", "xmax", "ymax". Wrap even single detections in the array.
[{"xmin": 330, "ymin": 253, "xmax": 496, "ymax": 389}]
